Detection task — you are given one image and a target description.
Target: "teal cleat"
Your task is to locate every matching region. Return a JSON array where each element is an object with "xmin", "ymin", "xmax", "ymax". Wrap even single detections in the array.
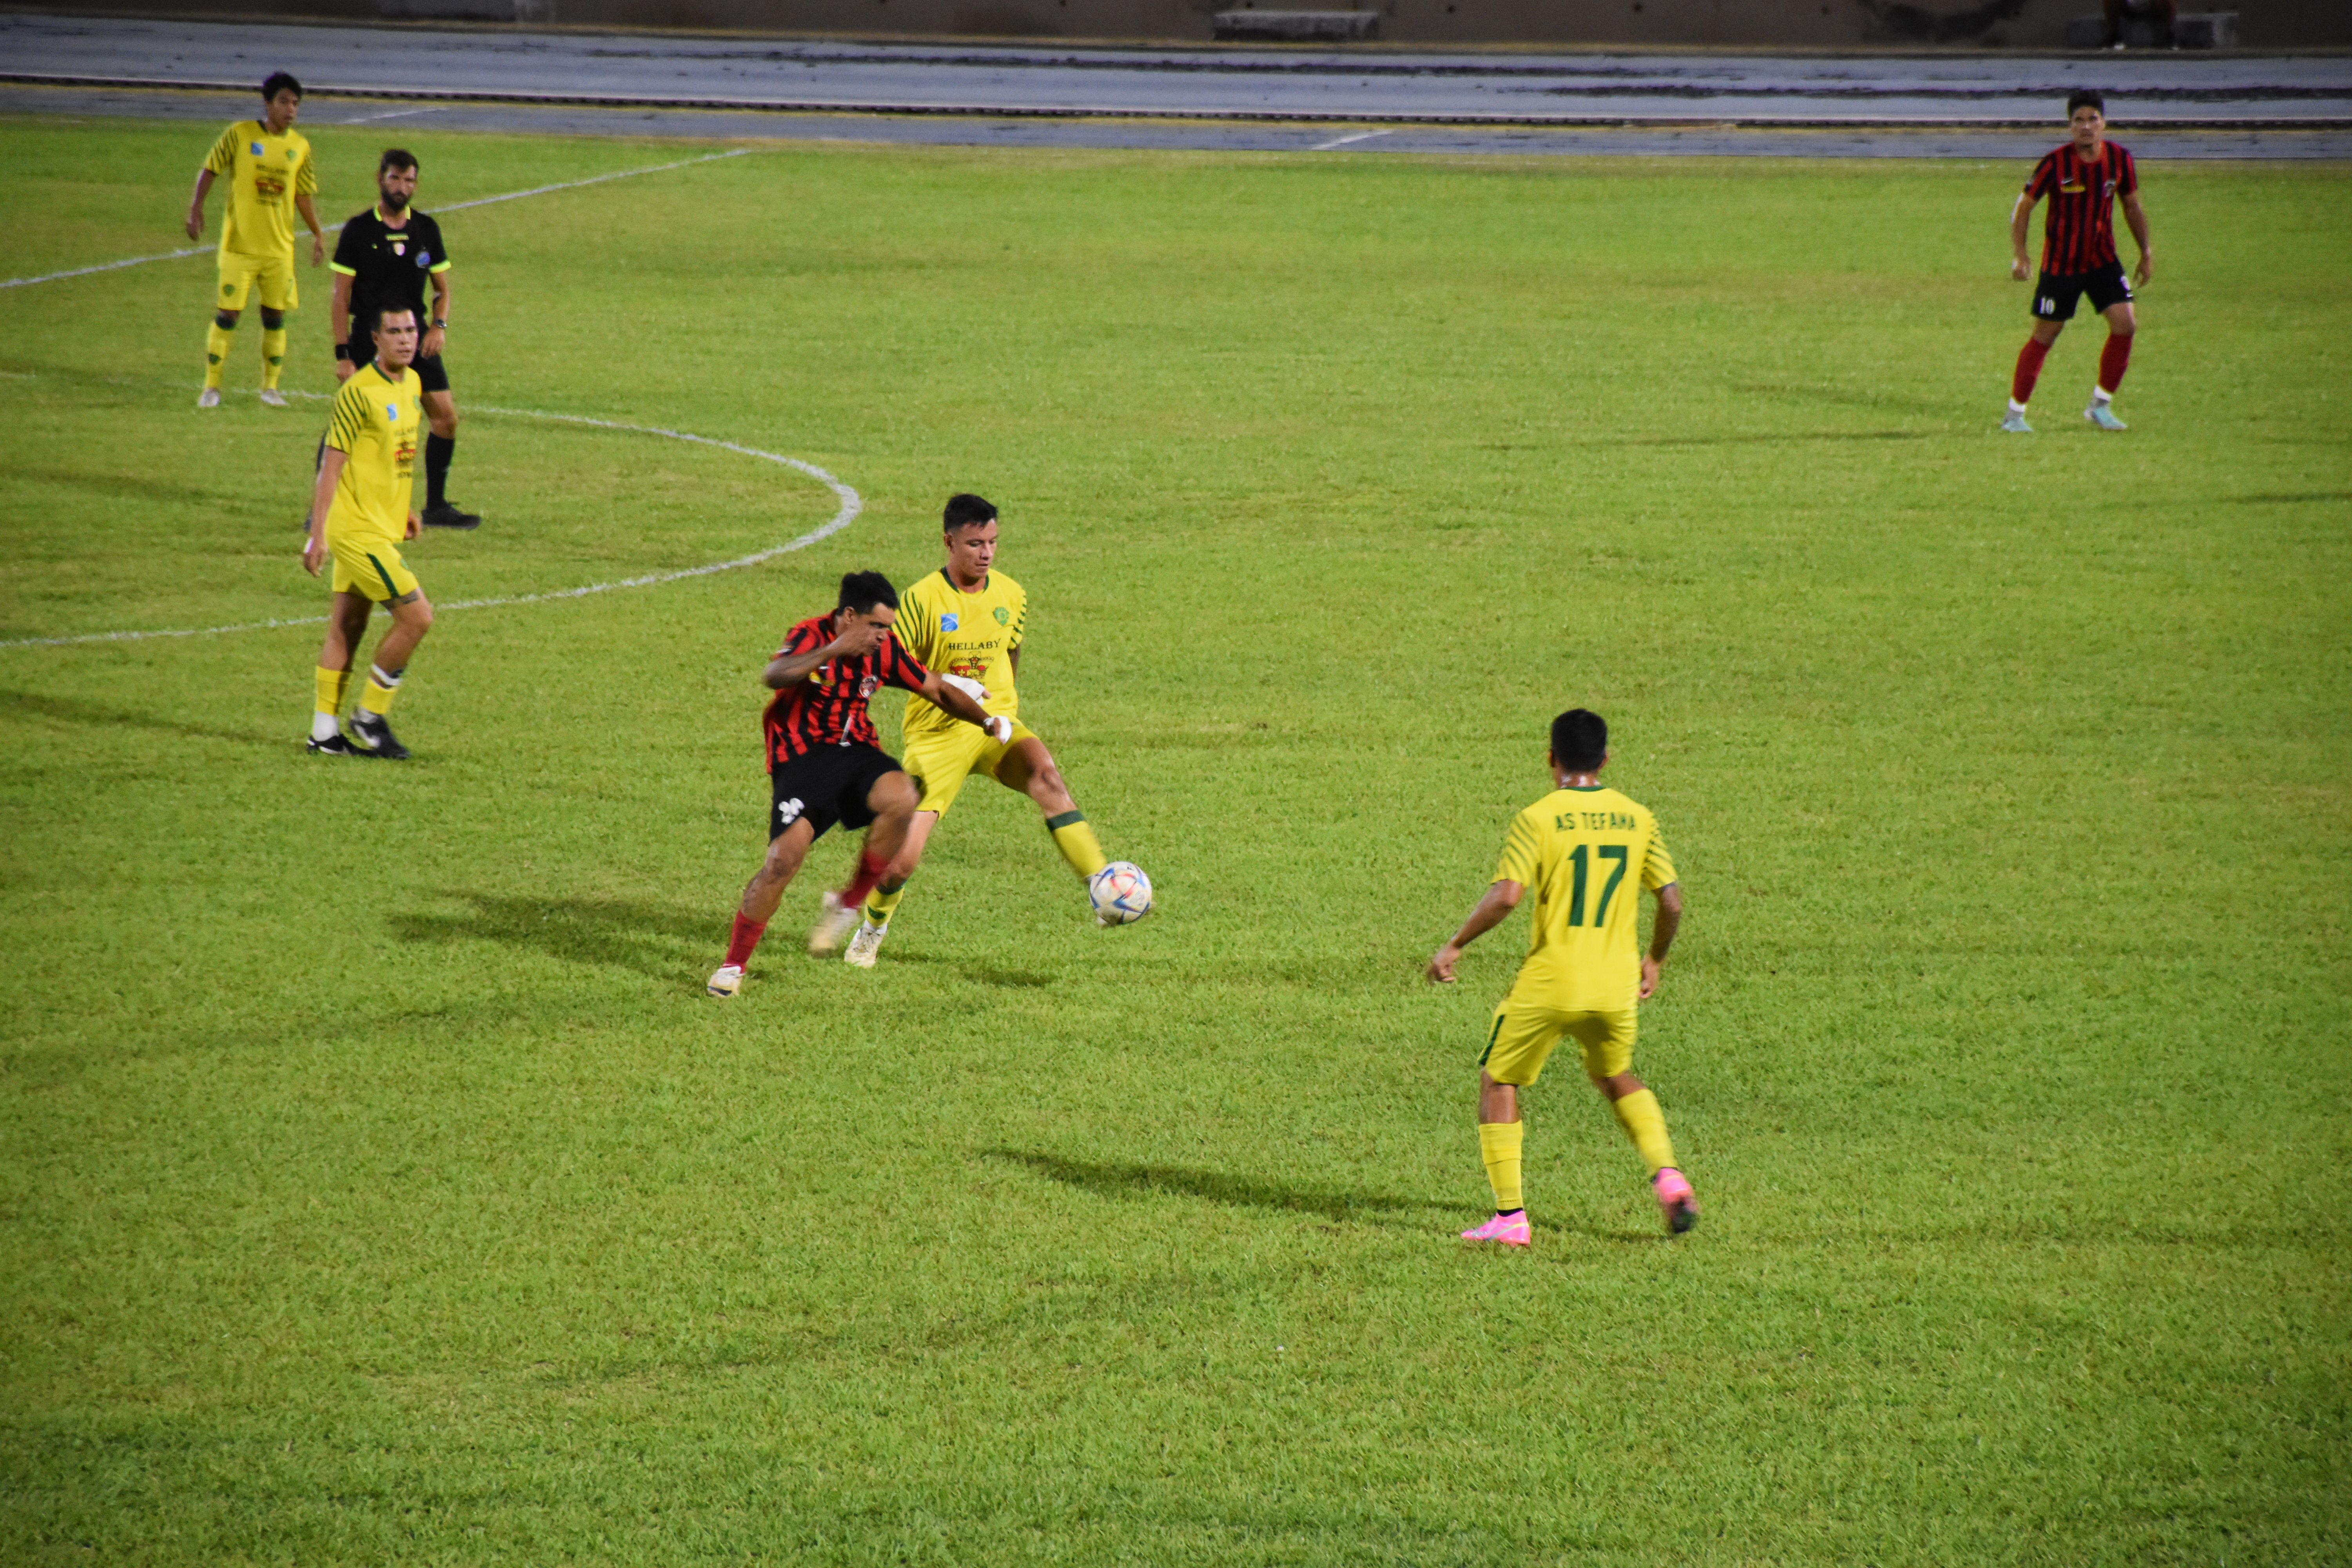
[
  {"xmin": 2084, "ymin": 401, "xmax": 2128, "ymax": 432},
  {"xmin": 2001, "ymin": 408, "xmax": 2033, "ymax": 433}
]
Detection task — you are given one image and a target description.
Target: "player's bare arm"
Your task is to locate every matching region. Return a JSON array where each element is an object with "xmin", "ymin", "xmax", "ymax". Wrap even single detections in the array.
[
  {"xmin": 302, "ymin": 448, "xmax": 347, "ymax": 577},
  {"xmin": 1641, "ymin": 882, "xmax": 1684, "ymax": 1001},
  {"xmin": 296, "ymin": 192, "xmax": 325, "ymax": 267},
  {"xmin": 2122, "ymin": 190, "xmax": 2153, "ymax": 285},
  {"xmin": 2009, "ymin": 188, "xmax": 2042, "ymax": 282},
  {"xmin": 1426, "ymin": 879, "xmax": 1524, "ymax": 984},
  {"xmin": 763, "ymin": 610, "xmax": 891, "ymax": 687},
  {"xmin": 185, "ymin": 166, "xmax": 217, "ymax": 241},
  {"xmin": 330, "ymin": 270, "xmax": 355, "ymax": 379},
  {"xmin": 423, "ymin": 270, "xmax": 450, "ymax": 361}
]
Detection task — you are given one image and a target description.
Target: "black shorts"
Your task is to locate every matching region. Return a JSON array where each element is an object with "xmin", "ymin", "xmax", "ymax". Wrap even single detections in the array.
[
  {"xmin": 348, "ymin": 334, "xmax": 451, "ymax": 394},
  {"xmin": 768, "ymin": 742, "xmax": 903, "ymax": 842},
  {"xmin": 2031, "ymin": 262, "xmax": 2132, "ymax": 323}
]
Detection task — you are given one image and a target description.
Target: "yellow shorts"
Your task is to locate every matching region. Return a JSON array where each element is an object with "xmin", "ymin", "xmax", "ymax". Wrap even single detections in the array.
[
  {"xmin": 1479, "ymin": 999, "xmax": 1638, "ymax": 1087},
  {"xmin": 329, "ymin": 535, "xmax": 420, "ymax": 603},
  {"xmin": 902, "ymin": 717, "xmax": 1038, "ymax": 815},
  {"xmin": 216, "ymin": 249, "xmax": 297, "ymax": 312}
]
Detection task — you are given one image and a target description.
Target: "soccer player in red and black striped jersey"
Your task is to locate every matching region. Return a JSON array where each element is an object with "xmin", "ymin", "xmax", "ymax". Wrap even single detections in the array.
[
  {"xmin": 2005, "ymin": 90, "xmax": 2153, "ymax": 434},
  {"xmin": 707, "ymin": 570, "xmax": 1007, "ymax": 998}
]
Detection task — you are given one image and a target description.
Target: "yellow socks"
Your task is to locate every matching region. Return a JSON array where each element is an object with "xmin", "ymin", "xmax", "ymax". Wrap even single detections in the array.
[
  {"xmin": 359, "ymin": 663, "xmax": 402, "ymax": 717},
  {"xmin": 1477, "ymin": 1121, "xmax": 1524, "ymax": 1212},
  {"xmin": 1611, "ymin": 1089, "xmax": 1679, "ymax": 1176},
  {"xmin": 314, "ymin": 665, "xmax": 349, "ymax": 717},
  {"xmin": 261, "ymin": 327, "xmax": 287, "ymax": 388},
  {"xmin": 204, "ymin": 323, "xmax": 234, "ymax": 388},
  {"xmin": 1046, "ymin": 810, "xmax": 1108, "ymax": 878},
  {"xmin": 862, "ymin": 884, "xmax": 905, "ymax": 926}
]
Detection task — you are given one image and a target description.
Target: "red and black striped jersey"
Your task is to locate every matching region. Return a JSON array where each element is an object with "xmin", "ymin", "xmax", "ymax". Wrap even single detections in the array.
[
  {"xmin": 760, "ymin": 613, "xmax": 931, "ymax": 768},
  {"xmin": 2025, "ymin": 141, "xmax": 2138, "ymax": 275}
]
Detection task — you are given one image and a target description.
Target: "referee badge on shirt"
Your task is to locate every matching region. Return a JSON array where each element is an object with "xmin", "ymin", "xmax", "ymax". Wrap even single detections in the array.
[
  {"xmin": 392, "ymin": 241, "xmax": 406, "ymax": 256},
  {"xmin": 417, "ymin": 251, "xmax": 431, "ymax": 267}
]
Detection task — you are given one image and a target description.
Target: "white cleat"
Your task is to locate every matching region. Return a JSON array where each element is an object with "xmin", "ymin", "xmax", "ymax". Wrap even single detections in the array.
[
  {"xmin": 706, "ymin": 963, "xmax": 743, "ymax": 998},
  {"xmin": 807, "ymin": 890, "xmax": 860, "ymax": 957},
  {"xmin": 844, "ymin": 919, "xmax": 888, "ymax": 969},
  {"xmin": 196, "ymin": 387, "xmax": 221, "ymax": 408},
  {"xmin": 257, "ymin": 388, "xmax": 289, "ymax": 407}
]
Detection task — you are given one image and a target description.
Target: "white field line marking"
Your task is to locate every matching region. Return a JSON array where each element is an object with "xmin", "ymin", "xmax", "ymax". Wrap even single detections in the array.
[
  {"xmin": 0, "ymin": 149, "xmax": 750, "ymax": 290},
  {"xmin": 0, "ymin": 396, "xmax": 860, "ymax": 650},
  {"xmin": 1310, "ymin": 129, "xmax": 1393, "ymax": 151},
  {"xmin": 1, "ymin": 245, "xmax": 211, "ymax": 290},
  {"xmin": 343, "ymin": 105, "xmax": 445, "ymax": 124}
]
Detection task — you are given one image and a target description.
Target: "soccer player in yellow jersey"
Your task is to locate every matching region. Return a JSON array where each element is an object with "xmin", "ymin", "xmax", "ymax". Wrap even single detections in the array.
[
  {"xmin": 301, "ymin": 307, "xmax": 430, "ymax": 759},
  {"xmin": 833, "ymin": 492, "xmax": 1114, "ymax": 967},
  {"xmin": 187, "ymin": 72, "xmax": 323, "ymax": 409},
  {"xmin": 1427, "ymin": 709, "xmax": 1698, "ymax": 1245}
]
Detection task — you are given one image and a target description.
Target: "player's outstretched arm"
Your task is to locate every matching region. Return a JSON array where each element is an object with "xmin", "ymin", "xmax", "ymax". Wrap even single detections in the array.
[
  {"xmin": 2122, "ymin": 191, "xmax": 2154, "ymax": 286},
  {"xmin": 1427, "ymin": 879, "xmax": 1523, "ymax": 984},
  {"xmin": 2009, "ymin": 191, "xmax": 2038, "ymax": 281},
  {"xmin": 916, "ymin": 671, "xmax": 1012, "ymax": 742},
  {"xmin": 1641, "ymin": 882, "xmax": 1684, "ymax": 1000}
]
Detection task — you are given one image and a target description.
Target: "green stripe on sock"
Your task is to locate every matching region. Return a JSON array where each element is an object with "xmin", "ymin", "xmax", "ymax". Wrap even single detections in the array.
[{"xmin": 1045, "ymin": 809, "xmax": 1086, "ymax": 831}]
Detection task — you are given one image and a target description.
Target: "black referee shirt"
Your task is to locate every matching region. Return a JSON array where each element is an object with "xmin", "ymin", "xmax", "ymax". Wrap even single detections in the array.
[{"xmin": 330, "ymin": 207, "xmax": 450, "ymax": 337}]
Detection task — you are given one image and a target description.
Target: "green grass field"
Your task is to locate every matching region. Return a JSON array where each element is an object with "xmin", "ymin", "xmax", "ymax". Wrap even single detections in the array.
[{"xmin": 2, "ymin": 116, "xmax": 2348, "ymax": 1564}]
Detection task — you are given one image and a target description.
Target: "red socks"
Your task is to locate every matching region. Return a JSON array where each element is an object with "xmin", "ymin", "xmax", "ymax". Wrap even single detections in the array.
[
  {"xmin": 2011, "ymin": 337, "xmax": 2051, "ymax": 406},
  {"xmin": 724, "ymin": 913, "xmax": 768, "ymax": 967},
  {"xmin": 839, "ymin": 849, "xmax": 890, "ymax": 909},
  {"xmin": 2098, "ymin": 332, "xmax": 2133, "ymax": 397}
]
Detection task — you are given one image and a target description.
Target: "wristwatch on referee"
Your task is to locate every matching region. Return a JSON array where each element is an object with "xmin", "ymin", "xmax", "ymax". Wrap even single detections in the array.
[{"xmin": 431, "ymin": 318, "xmax": 448, "ymax": 330}]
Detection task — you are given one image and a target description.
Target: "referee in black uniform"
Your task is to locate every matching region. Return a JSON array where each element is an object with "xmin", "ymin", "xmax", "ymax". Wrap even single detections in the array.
[{"xmin": 329, "ymin": 147, "xmax": 479, "ymax": 530}]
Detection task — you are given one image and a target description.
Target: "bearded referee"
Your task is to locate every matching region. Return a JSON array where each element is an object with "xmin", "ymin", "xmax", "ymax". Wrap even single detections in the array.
[{"xmin": 330, "ymin": 148, "xmax": 479, "ymax": 529}]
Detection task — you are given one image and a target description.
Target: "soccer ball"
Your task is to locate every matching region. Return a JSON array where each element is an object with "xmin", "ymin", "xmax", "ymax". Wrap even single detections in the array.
[{"xmin": 1089, "ymin": 861, "xmax": 1153, "ymax": 926}]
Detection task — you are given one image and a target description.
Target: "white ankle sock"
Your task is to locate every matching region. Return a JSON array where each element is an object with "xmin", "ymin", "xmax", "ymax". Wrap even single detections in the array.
[{"xmin": 310, "ymin": 711, "xmax": 341, "ymax": 742}]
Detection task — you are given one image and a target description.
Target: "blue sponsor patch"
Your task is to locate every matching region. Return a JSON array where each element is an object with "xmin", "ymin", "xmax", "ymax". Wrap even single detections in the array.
[
  {"xmin": 250, "ymin": 142, "xmax": 265, "ymax": 155},
  {"xmin": 387, "ymin": 403, "xmax": 399, "ymax": 419},
  {"xmin": 941, "ymin": 613, "xmax": 960, "ymax": 632}
]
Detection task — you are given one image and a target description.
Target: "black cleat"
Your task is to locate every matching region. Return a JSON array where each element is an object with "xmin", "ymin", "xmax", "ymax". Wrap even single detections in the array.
[
  {"xmin": 421, "ymin": 501, "xmax": 481, "ymax": 530},
  {"xmin": 350, "ymin": 712, "xmax": 411, "ymax": 760},
  {"xmin": 305, "ymin": 731, "xmax": 364, "ymax": 756}
]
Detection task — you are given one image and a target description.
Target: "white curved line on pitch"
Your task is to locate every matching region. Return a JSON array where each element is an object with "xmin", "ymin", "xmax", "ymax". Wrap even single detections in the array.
[
  {"xmin": 0, "ymin": 150, "xmax": 750, "ymax": 291},
  {"xmin": 0, "ymin": 401, "xmax": 861, "ymax": 650}
]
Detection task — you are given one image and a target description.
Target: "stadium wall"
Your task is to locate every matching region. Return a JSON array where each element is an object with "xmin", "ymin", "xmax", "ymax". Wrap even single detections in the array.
[{"xmin": 23, "ymin": 0, "xmax": 2352, "ymax": 48}]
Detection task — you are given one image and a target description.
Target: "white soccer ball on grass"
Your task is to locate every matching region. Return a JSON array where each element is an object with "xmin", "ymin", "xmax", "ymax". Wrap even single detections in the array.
[{"xmin": 1089, "ymin": 861, "xmax": 1154, "ymax": 926}]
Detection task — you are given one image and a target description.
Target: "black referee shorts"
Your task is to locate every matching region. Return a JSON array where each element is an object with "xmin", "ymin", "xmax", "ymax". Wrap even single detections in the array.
[
  {"xmin": 348, "ymin": 334, "xmax": 451, "ymax": 395},
  {"xmin": 768, "ymin": 742, "xmax": 904, "ymax": 843},
  {"xmin": 2031, "ymin": 262, "xmax": 2132, "ymax": 323}
]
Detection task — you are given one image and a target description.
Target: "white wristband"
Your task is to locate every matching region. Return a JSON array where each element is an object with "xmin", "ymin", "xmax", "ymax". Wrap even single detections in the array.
[{"xmin": 940, "ymin": 673, "xmax": 987, "ymax": 704}]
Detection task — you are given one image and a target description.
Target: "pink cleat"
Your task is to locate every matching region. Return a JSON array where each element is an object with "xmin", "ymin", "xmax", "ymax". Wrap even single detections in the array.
[
  {"xmin": 1461, "ymin": 1210, "xmax": 1531, "ymax": 1247},
  {"xmin": 1654, "ymin": 1168, "xmax": 1699, "ymax": 1235}
]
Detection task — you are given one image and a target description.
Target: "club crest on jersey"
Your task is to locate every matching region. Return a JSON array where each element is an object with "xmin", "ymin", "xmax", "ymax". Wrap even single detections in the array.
[
  {"xmin": 993, "ymin": 606, "xmax": 1011, "ymax": 625},
  {"xmin": 858, "ymin": 675, "xmax": 880, "ymax": 699},
  {"xmin": 941, "ymin": 613, "xmax": 959, "ymax": 632}
]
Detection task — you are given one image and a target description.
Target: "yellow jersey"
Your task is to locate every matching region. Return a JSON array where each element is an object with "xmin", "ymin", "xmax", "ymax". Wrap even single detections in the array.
[
  {"xmin": 1494, "ymin": 785, "xmax": 1679, "ymax": 1012},
  {"xmin": 204, "ymin": 119, "xmax": 316, "ymax": 260},
  {"xmin": 895, "ymin": 567, "xmax": 1027, "ymax": 740},
  {"xmin": 323, "ymin": 364, "xmax": 421, "ymax": 543}
]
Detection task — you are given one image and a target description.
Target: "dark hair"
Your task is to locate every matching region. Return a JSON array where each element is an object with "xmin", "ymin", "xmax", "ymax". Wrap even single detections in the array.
[
  {"xmin": 379, "ymin": 147, "xmax": 419, "ymax": 175},
  {"xmin": 1550, "ymin": 709, "xmax": 1608, "ymax": 773},
  {"xmin": 370, "ymin": 305, "xmax": 417, "ymax": 334},
  {"xmin": 943, "ymin": 493, "xmax": 998, "ymax": 531},
  {"xmin": 2067, "ymin": 89, "xmax": 2105, "ymax": 117},
  {"xmin": 261, "ymin": 72, "xmax": 303, "ymax": 102},
  {"xmin": 837, "ymin": 570, "xmax": 899, "ymax": 615}
]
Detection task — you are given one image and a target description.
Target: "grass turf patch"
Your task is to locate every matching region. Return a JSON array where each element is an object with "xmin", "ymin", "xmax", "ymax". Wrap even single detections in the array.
[{"xmin": 1, "ymin": 119, "xmax": 2347, "ymax": 1564}]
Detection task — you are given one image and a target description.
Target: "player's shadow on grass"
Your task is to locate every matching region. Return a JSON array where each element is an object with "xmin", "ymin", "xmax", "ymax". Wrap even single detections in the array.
[
  {"xmin": 0, "ymin": 688, "xmax": 277, "ymax": 748},
  {"xmin": 390, "ymin": 891, "xmax": 711, "ymax": 980},
  {"xmin": 1569, "ymin": 430, "xmax": 1930, "ymax": 448},
  {"xmin": 990, "ymin": 1149, "xmax": 1454, "ymax": 1230}
]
